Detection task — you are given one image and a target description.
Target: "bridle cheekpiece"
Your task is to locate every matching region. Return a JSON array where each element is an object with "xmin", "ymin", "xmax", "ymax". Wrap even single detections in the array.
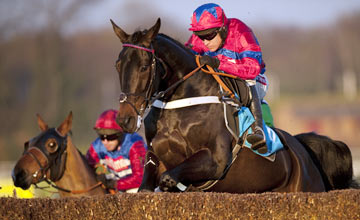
[{"xmin": 119, "ymin": 43, "xmax": 158, "ymax": 131}]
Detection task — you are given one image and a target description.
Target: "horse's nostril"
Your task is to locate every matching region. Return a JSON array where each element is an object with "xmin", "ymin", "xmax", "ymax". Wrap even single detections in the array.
[
  {"xmin": 12, "ymin": 168, "xmax": 29, "ymax": 187},
  {"xmin": 116, "ymin": 115, "xmax": 136, "ymax": 133},
  {"xmin": 14, "ymin": 169, "xmax": 27, "ymax": 179},
  {"xmin": 124, "ymin": 117, "xmax": 131, "ymax": 125},
  {"xmin": 117, "ymin": 115, "xmax": 130, "ymax": 126},
  {"xmin": 11, "ymin": 169, "xmax": 16, "ymax": 182},
  {"xmin": 116, "ymin": 115, "xmax": 122, "ymax": 126}
]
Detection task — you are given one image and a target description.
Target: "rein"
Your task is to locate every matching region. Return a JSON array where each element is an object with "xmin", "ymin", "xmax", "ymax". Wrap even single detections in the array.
[
  {"xmin": 33, "ymin": 180, "xmax": 104, "ymax": 195},
  {"xmin": 152, "ymin": 56, "xmax": 241, "ymax": 109},
  {"xmin": 121, "ymin": 43, "xmax": 234, "ymax": 109},
  {"xmin": 150, "ymin": 63, "xmax": 204, "ymax": 101},
  {"xmin": 120, "ymin": 44, "xmax": 239, "ymax": 108},
  {"xmin": 122, "ymin": 43, "xmax": 205, "ymax": 102},
  {"xmin": 195, "ymin": 55, "xmax": 237, "ymax": 99},
  {"xmin": 41, "ymin": 179, "xmax": 104, "ymax": 195},
  {"xmin": 119, "ymin": 43, "xmax": 207, "ymax": 130}
]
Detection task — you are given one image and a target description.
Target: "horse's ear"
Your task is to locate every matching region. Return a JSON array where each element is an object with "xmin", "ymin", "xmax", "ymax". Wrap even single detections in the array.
[
  {"xmin": 110, "ymin": 19, "xmax": 129, "ymax": 43},
  {"xmin": 57, "ymin": 111, "xmax": 73, "ymax": 136},
  {"xmin": 37, "ymin": 114, "xmax": 48, "ymax": 131},
  {"xmin": 143, "ymin": 18, "xmax": 161, "ymax": 47}
]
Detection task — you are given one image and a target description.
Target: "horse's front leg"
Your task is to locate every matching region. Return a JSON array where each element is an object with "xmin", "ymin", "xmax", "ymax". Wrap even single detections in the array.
[
  {"xmin": 159, "ymin": 148, "xmax": 219, "ymax": 192},
  {"xmin": 138, "ymin": 151, "xmax": 161, "ymax": 192}
]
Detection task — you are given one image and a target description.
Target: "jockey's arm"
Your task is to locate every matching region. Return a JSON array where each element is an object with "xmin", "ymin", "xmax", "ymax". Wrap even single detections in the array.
[{"xmin": 217, "ymin": 56, "xmax": 261, "ymax": 80}]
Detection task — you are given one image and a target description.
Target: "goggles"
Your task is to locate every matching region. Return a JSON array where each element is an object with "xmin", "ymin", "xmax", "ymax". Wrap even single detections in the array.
[
  {"xmin": 99, "ymin": 134, "xmax": 118, "ymax": 141},
  {"xmin": 197, "ymin": 30, "xmax": 218, "ymax": 41}
]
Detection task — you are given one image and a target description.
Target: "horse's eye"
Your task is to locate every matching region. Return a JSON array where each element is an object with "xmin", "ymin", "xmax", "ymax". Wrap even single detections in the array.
[
  {"xmin": 140, "ymin": 65, "xmax": 149, "ymax": 72},
  {"xmin": 45, "ymin": 138, "xmax": 58, "ymax": 153},
  {"xmin": 115, "ymin": 62, "xmax": 121, "ymax": 70}
]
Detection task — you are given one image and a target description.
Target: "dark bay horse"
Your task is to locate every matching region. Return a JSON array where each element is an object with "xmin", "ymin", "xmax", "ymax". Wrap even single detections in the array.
[
  {"xmin": 111, "ymin": 18, "xmax": 357, "ymax": 193},
  {"xmin": 12, "ymin": 112, "xmax": 106, "ymax": 197}
]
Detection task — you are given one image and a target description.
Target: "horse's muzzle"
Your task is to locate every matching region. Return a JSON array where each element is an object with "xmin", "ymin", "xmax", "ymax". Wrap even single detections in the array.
[
  {"xmin": 116, "ymin": 114, "xmax": 137, "ymax": 133},
  {"xmin": 12, "ymin": 168, "xmax": 32, "ymax": 190}
]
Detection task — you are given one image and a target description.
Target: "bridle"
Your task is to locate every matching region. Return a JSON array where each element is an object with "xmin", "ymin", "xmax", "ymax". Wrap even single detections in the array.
[
  {"xmin": 24, "ymin": 128, "xmax": 68, "ymax": 183},
  {"xmin": 24, "ymin": 129, "xmax": 103, "ymax": 194},
  {"xmin": 118, "ymin": 43, "xmax": 160, "ymax": 131}
]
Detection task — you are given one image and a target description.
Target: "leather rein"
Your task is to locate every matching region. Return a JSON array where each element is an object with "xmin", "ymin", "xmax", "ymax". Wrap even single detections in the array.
[{"xmin": 120, "ymin": 43, "xmax": 237, "ymax": 113}]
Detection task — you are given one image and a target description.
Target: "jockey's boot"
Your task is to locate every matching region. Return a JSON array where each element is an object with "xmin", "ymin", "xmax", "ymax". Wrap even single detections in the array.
[{"xmin": 246, "ymin": 86, "xmax": 267, "ymax": 154}]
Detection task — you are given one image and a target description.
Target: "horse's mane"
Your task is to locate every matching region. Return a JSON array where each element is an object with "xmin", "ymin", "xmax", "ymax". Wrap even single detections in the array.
[
  {"xmin": 157, "ymin": 33, "xmax": 193, "ymax": 55},
  {"xmin": 127, "ymin": 29, "xmax": 193, "ymax": 57},
  {"xmin": 78, "ymin": 149, "xmax": 91, "ymax": 168},
  {"xmin": 66, "ymin": 132, "xmax": 94, "ymax": 172}
]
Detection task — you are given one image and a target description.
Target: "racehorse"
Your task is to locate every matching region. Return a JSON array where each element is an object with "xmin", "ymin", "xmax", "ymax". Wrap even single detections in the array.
[
  {"xmin": 12, "ymin": 112, "xmax": 106, "ymax": 197},
  {"xmin": 111, "ymin": 18, "xmax": 357, "ymax": 193}
]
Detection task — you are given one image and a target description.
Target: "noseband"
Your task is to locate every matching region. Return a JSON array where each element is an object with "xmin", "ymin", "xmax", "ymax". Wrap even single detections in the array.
[
  {"xmin": 119, "ymin": 43, "xmax": 159, "ymax": 131},
  {"xmin": 25, "ymin": 147, "xmax": 49, "ymax": 181}
]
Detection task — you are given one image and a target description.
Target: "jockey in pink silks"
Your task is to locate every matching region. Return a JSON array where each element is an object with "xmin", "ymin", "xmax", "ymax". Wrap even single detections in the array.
[{"xmin": 185, "ymin": 3, "xmax": 271, "ymax": 153}]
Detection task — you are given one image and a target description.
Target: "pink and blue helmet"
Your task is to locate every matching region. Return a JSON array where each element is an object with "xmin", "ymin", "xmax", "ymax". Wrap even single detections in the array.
[
  {"xmin": 189, "ymin": 3, "xmax": 228, "ymax": 32},
  {"xmin": 94, "ymin": 109, "xmax": 123, "ymax": 131}
]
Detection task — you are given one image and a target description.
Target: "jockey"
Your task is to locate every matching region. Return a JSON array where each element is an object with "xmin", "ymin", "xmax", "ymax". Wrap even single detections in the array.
[
  {"xmin": 185, "ymin": 3, "xmax": 270, "ymax": 153},
  {"xmin": 86, "ymin": 109, "xmax": 147, "ymax": 193}
]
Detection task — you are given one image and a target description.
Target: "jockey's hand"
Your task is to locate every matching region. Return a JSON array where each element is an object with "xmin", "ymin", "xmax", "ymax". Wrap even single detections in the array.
[
  {"xmin": 94, "ymin": 163, "xmax": 108, "ymax": 175},
  {"xmin": 199, "ymin": 55, "xmax": 220, "ymax": 69},
  {"xmin": 96, "ymin": 174, "xmax": 117, "ymax": 190}
]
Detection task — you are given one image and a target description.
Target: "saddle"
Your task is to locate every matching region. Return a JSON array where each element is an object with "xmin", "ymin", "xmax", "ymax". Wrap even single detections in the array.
[{"xmin": 218, "ymin": 76, "xmax": 283, "ymax": 162}]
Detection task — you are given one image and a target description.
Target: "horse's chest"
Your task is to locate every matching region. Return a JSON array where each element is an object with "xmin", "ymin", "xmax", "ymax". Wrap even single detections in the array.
[
  {"xmin": 151, "ymin": 129, "xmax": 190, "ymax": 166},
  {"xmin": 151, "ymin": 121, "xmax": 208, "ymax": 167},
  {"xmin": 149, "ymin": 105, "xmax": 224, "ymax": 167}
]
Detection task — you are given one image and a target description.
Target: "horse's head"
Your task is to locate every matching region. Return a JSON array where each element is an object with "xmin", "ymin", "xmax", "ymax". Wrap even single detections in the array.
[
  {"xmin": 111, "ymin": 18, "xmax": 162, "ymax": 133},
  {"xmin": 12, "ymin": 112, "xmax": 72, "ymax": 190}
]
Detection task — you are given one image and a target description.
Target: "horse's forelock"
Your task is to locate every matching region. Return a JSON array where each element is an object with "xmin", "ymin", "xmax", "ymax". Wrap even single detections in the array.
[{"xmin": 128, "ymin": 30, "xmax": 148, "ymax": 44}]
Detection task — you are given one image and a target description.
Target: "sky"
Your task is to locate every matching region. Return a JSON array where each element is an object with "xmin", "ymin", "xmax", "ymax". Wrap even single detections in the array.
[{"xmin": 75, "ymin": 0, "xmax": 360, "ymax": 32}]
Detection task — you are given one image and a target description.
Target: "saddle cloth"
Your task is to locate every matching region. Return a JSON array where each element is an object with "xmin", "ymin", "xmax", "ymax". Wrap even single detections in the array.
[{"xmin": 225, "ymin": 105, "xmax": 284, "ymax": 158}]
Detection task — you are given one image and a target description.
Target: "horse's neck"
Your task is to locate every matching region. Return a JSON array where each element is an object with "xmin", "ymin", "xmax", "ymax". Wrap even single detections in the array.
[
  {"xmin": 55, "ymin": 137, "xmax": 105, "ymax": 197},
  {"xmin": 154, "ymin": 36, "xmax": 217, "ymax": 98},
  {"xmin": 155, "ymin": 35, "xmax": 196, "ymax": 76}
]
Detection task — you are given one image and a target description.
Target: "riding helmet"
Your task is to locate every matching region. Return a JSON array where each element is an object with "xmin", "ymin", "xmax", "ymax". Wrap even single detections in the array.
[
  {"xmin": 94, "ymin": 109, "xmax": 123, "ymax": 135},
  {"xmin": 189, "ymin": 3, "xmax": 228, "ymax": 45},
  {"xmin": 189, "ymin": 3, "xmax": 228, "ymax": 33}
]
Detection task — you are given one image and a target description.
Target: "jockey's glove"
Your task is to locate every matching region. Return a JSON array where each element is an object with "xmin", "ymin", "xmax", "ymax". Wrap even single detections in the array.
[
  {"xmin": 199, "ymin": 55, "xmax": 220, "ymax": 69},
  {"xmin": 96, "ymin": 174, "xmax": 117, "ymax": 190}
]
